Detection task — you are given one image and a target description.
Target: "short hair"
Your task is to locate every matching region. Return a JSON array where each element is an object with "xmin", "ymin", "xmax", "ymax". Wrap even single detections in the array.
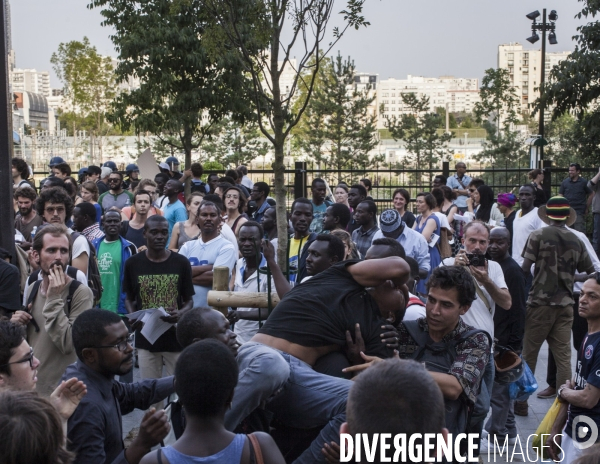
[
  {"xmin": 404, "ymin": 256, "xmax": 420, "ymax": 279},
  {"xmin": 32, "ymin": 224, "xmax": 71, "ymax": 255},
  {"xmin": 144, "ymin": 215, "xmax": 168, "ymax": 230},
  {"xmin": 190, "ymin": 163, "xmax": 203, "ymax": 177},
  {"xmin": 291, "ymin": 197, "xmax": 313, "ymax": 213},
  {"xmin": 237, "ymin": 165, "xmax": 248, "ymax": 175},
  {"xmin": 328, "ymin": 203, "xmax": 351, "ymax": 228},
  {"xmin": 426, "ymin": 266, "xmax": 476, "ymax": 307},
  {"xmin": 463, "ymin": 220, "xmax": 490, "ymax": 239},
  {"xmin": 311, "ymin": 178, "xmax": 325, "ymax": 188},
  {"xmin": 346, "ymin": 359, "xmax": 445, "ymax": 436},
  {"xmin": 0, "ymin": 322, "xmax": 26, "ymax": 376},
  {"xmin": 135, "ymin": 178, "xmax": 157, "ymax": 193},
  {"xmin": 198, "ymin": 200, "xmax": 222, "ymax": 217},
  {"xmin": 570, "ymin": 163, "xmax": 582, "ymax": 171},
  {"xmin": 12, "ymin": 158, "xmax": 29, "ymax": 179},
  {"xmin": 519, "ymin": 183, "xmax": 536, "ymax": 194},
  {"xmin": 176, "ymin": 307, "xmax": 212, "ymax": 348},
  {"xmin": 219, "ymin": 177, "xmax": 235, "ymax": 185},
  {"xmin": 528, "ymin": 169, "xmax": 543, "ymax": 180},
  {"xmin": 314, "ymin": 234, "xmax": 345, "ymax": 262},
  {"xmin": 349, "ymin": 184, "xmax": 367, "ymax": 198},
  {"xmin": 416, "ymin": 192, "xmax": 436, "ymax": 211},
  {"xmin": 36, "ymin": 187, "xmax": 74, "ymax": 219},
  {"xmin": 43, "ymin": 177, "xmax": 65, "ymax": 189},
  {"xmin": 431, "ymin": 187, "xmax": 444, "ymax": 207},
  {"xmin": 392, "ymin": 188, "xmax": 410, "ymax": 204},
  {"xmin": 225, "ymin": 169, "xmax": 238, "ymax": 181},
  {"xmin": 87, "ymin": 165, "xmax": 101, "ymax": 176},
  {"xmin": 216, "ymin": 182, "xmax": 234, "ymax": 193},
  {"xmin": 371, "ymin": 237, "xmax": 406, "ymax": 258},
  {"xmin": 222, "ymin": 186, "xmax": 247, "ymax": 213},
  {"xmin": 53, "ymin": 163, "xmax": 71, "ymax": 177},
  {"xmin": 133, "ymin": 190, "xmax": 152, "ymax": 205},
  {"xmin": 468, "ymin": 178, "xmax": 485, "ymax": 189},
  {"xmin": 80, "ymin": 181, "xmax": 99, "ymax": 201},
  {"xmin": 0, "ymin": 247, "xmax": 12, "ymax": 261},
  {"xmin": 358, "ymin": 200, "xmax": 377, "ymax": 220},
  {"xmin": 154, "ymin": 173, "xmax": 170, "ymax": 183},
  {"xmin": 359, "ymin": 178, "xmax": 372, "ymax": 191},
  {"xmin": 104, "ymin": 208, "xmax": 122, "ymax": 220},
  {"xmin": 238, "ymin": 220, "xmax": 264, "ymax": 239},
  {"xmin": 13, "ymin": 186, "xmax": 36, "ymax": 202},
  {"xmin": 175, "ymin": 339, "xmax": 238, "ymax": 417},
  {"xmin": 335, "ymin": 184, "xmax": 348, "ymax": 193},
  {"xmin": 108, "ymin": 171, "xmax": 124, "ymax": 181},
  {"xmin": 440, "ymin": 185, "xmax": 456, "ymax": 201},
  {"xmin": 202, "ymin": 194, "xmax": 224, "ymax": 211},
  {"xmin": 254, "ymin": 181, "xmax": 270, "ymax": 197},
  {"xmin": 434, "ymin": 174, "xmax": 447, "ymax": 185},
  {"xmin": 74, "ymin": 202, "xmax": 97, "ymax": 222},
  {"xmin": 72, "ymin": 309, "xmax": 123, "ymax": 360},
  {"xmin": 0, "ymin": 391, "xmax": 74, "ymax": 464},
  {"xmin": 207, "ymin": 173, "xmax": 220, "ymax": 182}
]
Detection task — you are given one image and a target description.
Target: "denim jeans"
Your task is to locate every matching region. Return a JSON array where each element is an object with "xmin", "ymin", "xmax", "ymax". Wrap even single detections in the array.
[{"xmin": 228, "ymin": 342, "xmax": 351, "ymax": 464}]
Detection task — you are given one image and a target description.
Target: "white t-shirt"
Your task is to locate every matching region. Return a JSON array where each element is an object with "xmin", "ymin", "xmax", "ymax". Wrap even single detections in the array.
[
  {"xmin": 68, "ymin": 228, "xmax": 91, "ymax": 261},
  {"xmin": 220, "ymin": 223, "xmax": 239, "ymax": 258},
  {"xmin": 402, "ymin": 293, "xmax": 426, "ymax": 321},
  {"xmin": 178, "ymin": 235, "xmax": 237, "ymax": 308},
  {"xmin": 433, "ymin": 212, "xmax": 451, "ymax": 231},
  {"xmin": 441, "ymin": 257, "xmax": 507, "ymax": 339},
  {"xmin": 511, "ymin": 208, "xmax": 546, "ymax": 266}
]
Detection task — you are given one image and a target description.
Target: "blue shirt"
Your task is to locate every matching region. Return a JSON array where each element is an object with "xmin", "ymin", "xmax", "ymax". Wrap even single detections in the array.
[
  {"xmin": 372, "ymin": 226, "xmax": 430, "ymax": 273},
  {"xmin": 447, "ymin": 174, "xmax": 472, "ymax": 208},
  {"xmin": 163, "ymin": 200, "xmax": 188, "ymax": 245}
]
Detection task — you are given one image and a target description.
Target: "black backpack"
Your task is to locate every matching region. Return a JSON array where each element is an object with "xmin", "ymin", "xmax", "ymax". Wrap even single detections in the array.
[
  {"xmin": 70, "ymin": 232, "xmax": 103, "ymax": 306},
  {"xmin": 190, "ymin": 180, "xmax": 207, "ymax": 194},
  {"xmin": 403, "ymin": 320, "xmax": 491, "ymax": 437}
]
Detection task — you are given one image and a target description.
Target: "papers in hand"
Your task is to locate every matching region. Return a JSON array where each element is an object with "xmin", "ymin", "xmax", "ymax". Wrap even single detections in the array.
[
  {"xmin": 428, "ymin": 233, "xmax": 440, "ymax": 248},
  {"xmin": 126, "ymin": 307, "xmax": 173, "ymax": 345}
]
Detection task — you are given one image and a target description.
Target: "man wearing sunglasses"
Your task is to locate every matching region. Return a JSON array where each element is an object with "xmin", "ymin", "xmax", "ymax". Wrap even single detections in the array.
[
  {"xmin": 64, "ymin": 309, "xmax": 174, "ymax": 464},
  {"xmin": 98, "ymin": 172, "xmax": 134, "ymax": 213}
]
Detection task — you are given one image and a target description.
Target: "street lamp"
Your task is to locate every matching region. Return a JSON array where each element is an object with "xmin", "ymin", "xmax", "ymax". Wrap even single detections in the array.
[{"xmin": 526, "ymin": 8, "xmax": 557, "ymax": 194}]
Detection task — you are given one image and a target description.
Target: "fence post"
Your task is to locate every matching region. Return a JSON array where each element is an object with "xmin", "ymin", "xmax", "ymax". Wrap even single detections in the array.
[
  {"xmin": 442, "ymin": 161, "xmax": 450, "ymax": 178},
  {"xmin": 542, "ymin": 160, "xmax": 552, "ymax": 197},
  {"xmin": 294, "ymin": 161, "xmax": 307, "ymax": 199}
]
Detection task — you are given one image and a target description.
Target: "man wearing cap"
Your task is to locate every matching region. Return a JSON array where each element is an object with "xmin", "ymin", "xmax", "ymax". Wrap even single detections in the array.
[
  {"xmin": 518, "ymin": 196, "xmax": 595, "ymax": 414},
  {"xmin": 372, "ymin": 209, "xmax": 430, "ymax": 280}
]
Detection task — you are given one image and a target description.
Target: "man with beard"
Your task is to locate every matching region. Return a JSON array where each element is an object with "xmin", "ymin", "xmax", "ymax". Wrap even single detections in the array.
[
  {"xmin": 14, "ymin": 186, "xmax": 43, "ymax": 244},
  {"xmin": 178, "ymin": 202, "xmax": 237, "ymax": 309},
  {"xmin": 288, "ymin": 198, "xmax": 316, "ymax": 283},
  {"xmin": 346, "ymin": 184, "xmax": 367, "ymax": 234},
  {"xmin": 123, "ymin": 216, "xmax": 194, "ymax": 396},
  {"xmin": 99, "ymin": 172, "xmax": 134, "ymax": 212},
  {"xmin": 322, "ymin": 203, "xmax": 351, "ymax": 233},
  {"xmin": 309, "ymin": 178, "xmax": 333, "ymax": 234},
  {"xmin": 64, "ymin": 309, "xmax": 174, "ymax": 464},
  {"xmin": 10, "ymin": 225, "xmax": 94, "ymax": 396}
]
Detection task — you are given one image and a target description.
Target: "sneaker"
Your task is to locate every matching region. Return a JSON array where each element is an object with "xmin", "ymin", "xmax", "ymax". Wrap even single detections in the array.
[
  {"xmin": 479, "ymin": 437, "xmax": 491, "ymax": 452},
  {"xmin": 537, "ymin": 386, "xmax": 557, "ymax": 399},
  {"xmin": 507, "ymin": 436, "xmax": 517, "ymax": 445},
  {"xmin": 514, "ymin": 400, "xmax": 528, "ymax": 416}
]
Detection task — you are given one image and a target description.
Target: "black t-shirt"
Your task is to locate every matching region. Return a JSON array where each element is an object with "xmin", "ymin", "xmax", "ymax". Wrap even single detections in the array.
[
  {"xmin": 123, "ymin": 251, "xmax": 194, "ymax": 352},
  {"xmin": 566, "ymin": 331, "xmax": 600, "ymax": 442},
  {"xmin": 493, "ymin": 256, "xmax": 526, "ymax": 350},
  {"xmin": 0, "ymin": 260, "xmax": 21, "ymax": 314},
  {"xmin": 258, "ymin": 260, "xmax": 394, "ymax": 359}
]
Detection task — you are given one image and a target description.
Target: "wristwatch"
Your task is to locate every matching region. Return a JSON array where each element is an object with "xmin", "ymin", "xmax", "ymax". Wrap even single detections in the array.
[{"xmin": 558, "ymin": 386, "xmax": 566, "ymax": 400}]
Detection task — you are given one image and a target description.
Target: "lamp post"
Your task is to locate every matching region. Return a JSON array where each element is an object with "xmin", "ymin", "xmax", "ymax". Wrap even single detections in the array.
[{"xmin": 526, "ymin": 8, "xmax": 557, "ymax": 193}]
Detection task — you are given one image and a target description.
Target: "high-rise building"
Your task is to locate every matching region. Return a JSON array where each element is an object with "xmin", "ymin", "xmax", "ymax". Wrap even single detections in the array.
[
  {"xmin": 497, "ymin": 43, "xmax": 570, "ymax": 114},
  {"xmin": 10, "ymin": 69, "xmax": 51, "ymax": 98}
]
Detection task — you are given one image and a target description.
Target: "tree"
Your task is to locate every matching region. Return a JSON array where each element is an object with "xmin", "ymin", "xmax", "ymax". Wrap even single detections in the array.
[
  {"xmin": 293, "ymin": 52, "xmax": 379, "ymax": 182},
  {"xmin": 199, "ymin": 0, "xmax": 370, "ymax": 264},
  {"xmin": 536, "ymin": 0, "xmax": 600, "ymax": 167},
  {"xmin": 89, "ymin": 0, "xmax": 255, "ymax": 173},
  {"xmin": 50, "ymin": 37, "xmax": 117, "ymax": 164},
  {"xmin": 383, "ymin": 93, "xmax": 452, "ymax": 186}
]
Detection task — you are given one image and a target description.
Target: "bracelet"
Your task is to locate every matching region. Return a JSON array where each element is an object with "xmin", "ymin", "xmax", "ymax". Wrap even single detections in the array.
[{"xmin": 558, "ymin": 386, "xmax": 565, "ymax": 399}]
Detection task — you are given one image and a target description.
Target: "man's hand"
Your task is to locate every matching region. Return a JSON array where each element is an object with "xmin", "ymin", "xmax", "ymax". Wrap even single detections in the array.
[
  {"xmin": 47, "ymin": 265, "xmax": 72, "ymax": 299},
  {"xmin": 228, "ymin": 310, "xmax": 240, "ymax": 324},
  {"xmin": 455, "ymin": 249, "xmax": 469, "ymax": 267},
  {"xmin": 137, "ymin": 245, "xmax": 147, "ymax": 253},
  {"xmin": 18, "ymin": 241, "xmax": 32, "ymax": 251},
  {"xmin": 11, "ymin": 309, "xmax": 32, "ymax": 326},
  {"xmin": 262, "ymin": 239, "xmax": 275, "ymax": 263},
  {"xmin": 345, "ymin": 324, "xmax": 366, "ymax": 366},
  {"xmin": 160, "ymin": 307, "xmax": 180, "ymax": 324},
  {"xmin": 381, "ymin": 324, "xmax": 399, "ymax": 348},
  {"xmin": 342, "ymin": 351, "xmax": 399, "ymax": 375},
  {"xmin": 546, "ymin": 432, "xmax": 562, "ymax": 462},
  {"xmin": 136, "ymin": 408, "xmax": 170, "ymax": 448},
  {"xmin": 322, "ymin": 441, "xmax": 341, "ymax": 464},
  {"xmin": 469, "ymin": 263, "xmax": 491, "ymax": 285},
  {"xmin": 50, "ymin": 378, "xmax": 87, "ymax": 421}
]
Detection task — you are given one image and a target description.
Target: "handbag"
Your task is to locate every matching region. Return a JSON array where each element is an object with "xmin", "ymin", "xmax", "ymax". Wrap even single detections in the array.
[
  {"xmin": 438, "ymin": 228, "xmax": 453, "ymax": 259},
  {"xmin": 532, "ymin": 398, "xmax": 561, "ymax": 460},
  {"xmin": 509, "ymin": 359, "xmax": 538, "ymax": 401}
]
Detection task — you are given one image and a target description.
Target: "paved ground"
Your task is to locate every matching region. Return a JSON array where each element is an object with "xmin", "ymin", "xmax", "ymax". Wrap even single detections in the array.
[{"xmin": 121, "ymin": 342, "xmax": 566, "ymax": 463}]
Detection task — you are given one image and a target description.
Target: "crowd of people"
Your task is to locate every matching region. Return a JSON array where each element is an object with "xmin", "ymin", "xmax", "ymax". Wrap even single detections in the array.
[{"xmin": 1, "ymin": 155, "xmax": 600, "ymax": 463}]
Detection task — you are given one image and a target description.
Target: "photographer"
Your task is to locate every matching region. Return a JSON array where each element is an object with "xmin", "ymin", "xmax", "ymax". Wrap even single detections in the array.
[{"xmin": 441, "ymin": 220, "xmax": 511, "ymax": 455}]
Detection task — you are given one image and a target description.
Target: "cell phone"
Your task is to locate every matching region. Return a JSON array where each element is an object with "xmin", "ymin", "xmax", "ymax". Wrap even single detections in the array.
[{"xmin": 466, "ymin": 253, "xmax": 485, "ymax": 267}]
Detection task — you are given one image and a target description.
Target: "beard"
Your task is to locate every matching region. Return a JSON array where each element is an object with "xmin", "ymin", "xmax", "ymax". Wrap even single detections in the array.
[{"xmin": 19, "ymin": 206, "xmax": 33, "ymax": 216}]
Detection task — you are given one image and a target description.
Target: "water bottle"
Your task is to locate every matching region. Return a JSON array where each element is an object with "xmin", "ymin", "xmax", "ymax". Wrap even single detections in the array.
[{"xmin": 30, "ymin": 226, "xmax": 38, "ymax": 241}]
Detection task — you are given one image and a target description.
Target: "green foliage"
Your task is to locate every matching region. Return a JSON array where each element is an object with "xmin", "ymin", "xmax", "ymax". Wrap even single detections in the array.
[
  {"xmin": 293, "ymin": 53, "xmax": 379, "ymax": 183},
  {"xmin": 536, "ymin": 0, "xmax": 600, "ymax": 166},
  {"xmin": 383, "ymin": 92, "xmax": 453, "ymax": 185},
  {"xmin": 88, "ymin": 0, "xmax": 255, "ymax": 170},
  {"xmin": 435, "ymin": 107, "xmax": 458, "ymax": 129}
]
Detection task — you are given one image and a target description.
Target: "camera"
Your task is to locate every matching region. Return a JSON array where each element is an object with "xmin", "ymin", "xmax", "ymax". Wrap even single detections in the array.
[{"xmin": 466, "ymin": 253, "xmax": 485, "ymax": 267}]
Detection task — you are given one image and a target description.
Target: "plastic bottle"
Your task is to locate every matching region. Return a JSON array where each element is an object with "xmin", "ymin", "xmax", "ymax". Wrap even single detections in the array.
[{"xmin": 30, "ymin": 226, "xmax": 37, "ymax": 241}]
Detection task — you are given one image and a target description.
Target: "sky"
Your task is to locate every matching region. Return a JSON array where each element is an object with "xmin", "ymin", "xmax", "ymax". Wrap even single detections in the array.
[{"xmin": 12, "ymin": 0, "xmax": 585, "ymax": 88}]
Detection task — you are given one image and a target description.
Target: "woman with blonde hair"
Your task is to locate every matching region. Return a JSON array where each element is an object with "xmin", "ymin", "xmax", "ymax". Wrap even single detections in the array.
[
  {"xmin": 80, "ymin": 181, "xmax": 102, "ymax": 223},
  {"xmin": 169, "ymin": 192, "xmax": 203, "ymax": 251},
  {"xmin": 330, "ymin": 229, "xmax": 361, "ymax": 260}
]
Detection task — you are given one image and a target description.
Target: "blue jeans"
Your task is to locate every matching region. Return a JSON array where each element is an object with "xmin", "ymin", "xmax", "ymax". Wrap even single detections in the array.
[{"xmin": 229, "ymin": 342, "xmax": 351, "ymax": 464}]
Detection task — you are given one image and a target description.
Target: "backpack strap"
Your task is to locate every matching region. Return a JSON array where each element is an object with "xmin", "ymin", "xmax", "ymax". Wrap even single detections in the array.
[
  {"xmin": 402, "ymin": 319, "xmax": 431, "ymax": 359},
  {"xmin": 26, "ymin": 280, "xmax": 42, "ymax": 332},
  {"xmin": 248, "ymin": 434, "xmax": 264, "ymax": 464},
  {"xmin": 65, "ymin": 280, "xmax": 82, "ymax": 316},
  {"xmin": 26, "ymin": 269, "xmax": 41, "ymax": 288},
  {"xmin": 156, "ymin": 449, "xmax": 163, "ymax": 464},
  {"xmin": 66, "ymin": 266, "xmax": 79, "ymax": 280}
]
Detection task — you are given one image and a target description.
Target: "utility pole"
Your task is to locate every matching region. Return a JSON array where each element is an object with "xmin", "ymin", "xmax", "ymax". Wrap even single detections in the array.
[{"xmin": 0, "ymin": 0, "xmax": 16, "ymax": 259}]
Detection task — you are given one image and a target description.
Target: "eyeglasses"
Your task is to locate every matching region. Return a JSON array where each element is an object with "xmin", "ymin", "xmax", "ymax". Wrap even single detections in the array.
[
  {"xmin": 95, "ymin": 334, "xmax": 134, "ymax": 352},
  {"xmin": 0, "ymin": 347, "xmax": 35, "ymax": 369},
  {"xmin": 225, "ymin": 194, "xmax": 239, "ymax": 200},
  {"xmin": 45, "ymin": 206, "xmax": 66, "ymax": 214},
  {"xmin": 108, "ymin": 178, "xmax": 121, "ymax": 183}
]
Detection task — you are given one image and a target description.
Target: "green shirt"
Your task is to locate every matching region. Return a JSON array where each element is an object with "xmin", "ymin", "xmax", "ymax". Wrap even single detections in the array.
[{"xmin": 98, "ymin": 240, "xmax": 122, "ymax": 312}]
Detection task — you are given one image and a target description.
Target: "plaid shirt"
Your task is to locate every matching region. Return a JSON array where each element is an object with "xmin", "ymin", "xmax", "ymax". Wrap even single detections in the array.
[
  {"xmin": 82, "ymin": 223, "xmax": 105, "ymax": 242},
  {"xmin": 351, "ymin": 225, "xmax": 380, "ymax": 258}
]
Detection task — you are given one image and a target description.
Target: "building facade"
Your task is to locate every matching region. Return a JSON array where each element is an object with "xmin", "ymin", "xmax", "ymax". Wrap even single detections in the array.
[{"xmin": 10, "ymin": 68, "xmax": 51, "ymax": 98}]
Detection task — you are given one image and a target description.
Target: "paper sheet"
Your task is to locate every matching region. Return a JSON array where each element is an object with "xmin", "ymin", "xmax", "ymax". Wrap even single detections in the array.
[
  {"xmin": 125, "ymin": 307, "xmax": 174, "ymax": 345},
  {"xmin": 137, "ymin": 148, "xmax": 160, "ymax": 180}
]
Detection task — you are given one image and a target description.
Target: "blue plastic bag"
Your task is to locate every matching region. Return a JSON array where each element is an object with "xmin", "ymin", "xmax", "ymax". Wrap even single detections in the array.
[{"xmin": 509, "ymin": 359, "xmax": 538, "ymax": 401}]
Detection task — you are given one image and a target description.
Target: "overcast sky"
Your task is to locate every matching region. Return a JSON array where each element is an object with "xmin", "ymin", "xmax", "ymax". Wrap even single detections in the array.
[{"xmin": 12, "ymin": 0, "xmax": 584, "ymax": 88}]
